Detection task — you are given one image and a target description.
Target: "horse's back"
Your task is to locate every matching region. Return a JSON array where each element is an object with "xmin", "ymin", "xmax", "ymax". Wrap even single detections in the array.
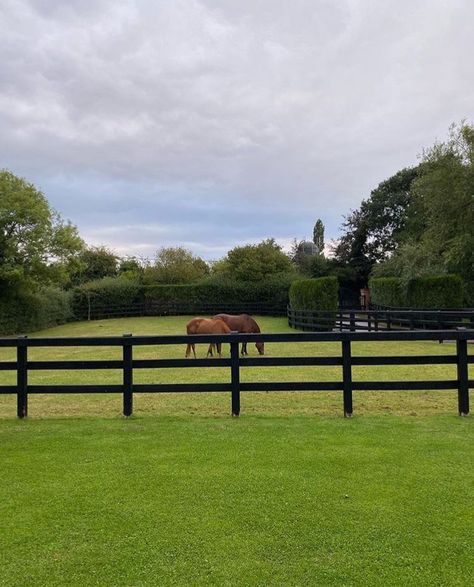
[
  {"xmin": 186, "ymin": 317, "xmax": 206, "ymax": 335},
  {"xmin": 197, "ymin": 318, "xmax": 231, "ymax": 334},
  {"xmin": 213, "ymin": 313, "xmax": 260, "ymax": 333}
]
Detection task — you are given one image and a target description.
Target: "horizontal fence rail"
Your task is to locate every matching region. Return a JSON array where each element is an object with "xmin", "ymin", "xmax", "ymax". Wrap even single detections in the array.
[
  {"xmin": 287, "ymin": 307, "xmax": 474, "ymax": 332},
  {"xmin": 73, "ymin": 300, "xmax": 287, "ymax": 321},
  {"xmin": 0, "ymin": 330, "xmax": 472, "ymax": 419}
]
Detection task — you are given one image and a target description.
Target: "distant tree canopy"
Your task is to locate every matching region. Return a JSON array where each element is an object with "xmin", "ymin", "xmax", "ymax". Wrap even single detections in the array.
[
  {"xmin": 333, "ymin": 166, "xmax": 419, "ymax": 284},
  {"xmin": 0, "ymin": 169, "xmax": 84, "ymax": 293},
  {"xmin": 72, "ymin": 246, "xmax": 119, "ymax": 284},
  {"xmin": 143, "ymin": 247, "xmax": 209, "ymax": 284},
  {"xmin": 216, "ymin": 238, "xmax": 293, "ymax": 282},
  {"xmin": 372, "ymin": 122, "xmax": 474, "ymax": 293}
]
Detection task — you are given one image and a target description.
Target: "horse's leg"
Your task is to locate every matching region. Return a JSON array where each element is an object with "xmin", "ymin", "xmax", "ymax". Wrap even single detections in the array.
[
  {"xmin": 216, "ymin": 342, "xmax": 222, "ymax": 357},
  {"xmin": 185, "ymin": 343, "xmax": 191, "ymax": 358},
  {"xmin": 192, "ymin": 343, "xmax": 196, "ymax": 359},
  {"xmin": 241, "ymin": 342, "xmax": 247, "ymax": 355},
  {"xmin": 207, "ymin": 344, "xmax": 213, "ymax": 357}
]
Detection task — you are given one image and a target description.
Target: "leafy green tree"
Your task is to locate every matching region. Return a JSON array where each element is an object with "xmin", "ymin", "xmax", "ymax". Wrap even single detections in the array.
[
  {"xmin": 118, "ymin": 257, "xmax": 144, "ymax": 281},
  {"xmin": 220, "ymin": 238, "xmax": 293, "ymax": 282},
  {"xmin": 411, "ymin": 122, "xmax": 474, "ymax": 284},
  {"xmin": 333, "ymin": 166, "xmax": 419, "ymax": 284},
  {"xmin": 72, "ymin": 246, "xmax": 118, "ymax": 284},
  {"xmin": 0, "ymin": 169, "xmax": 84, "ymax": 292},
  {"xmin": 372, "ymin": 122, "xmax": 474, "ymax": 302},
  {"xmin": 144, "ymin": 247, "xmax": 209, "ymax": 284},
  {"xmin": 313, "ymin": 219, "xmax": 325, "ymax": 254}
]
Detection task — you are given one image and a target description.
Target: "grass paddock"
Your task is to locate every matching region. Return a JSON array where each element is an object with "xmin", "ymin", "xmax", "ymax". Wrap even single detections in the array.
[{"xmin": 1, "ymin": 317, "xmax": 473, "ymax": 585}]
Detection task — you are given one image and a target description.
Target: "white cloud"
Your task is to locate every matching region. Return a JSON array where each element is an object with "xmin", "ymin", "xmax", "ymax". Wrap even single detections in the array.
[{"xmin": 1, "ymin": 0, "xmax": 473, "ymax": 257}]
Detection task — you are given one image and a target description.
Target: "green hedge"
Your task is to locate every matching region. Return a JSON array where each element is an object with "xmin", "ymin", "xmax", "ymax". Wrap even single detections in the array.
[
  {"xmin": 71, "ymin": 275, "xmax": 294, "ymax": 318},
  {"xmin": 369, "ymin": 275, "xmax": 464, "ymax": 308},
  {"xmin": 368, "ymin": 277, "xmax": 405, "ymax": 308},
  {"xmin": 289, "ymin": 277, "xmax": 339, "ymax": 311},
  {"xmin": 0, "ymin": 288, "xmax": 72, "ymax": 335},
  {"xmin": 144, "ymin": 276, "xmax": 293, "ymax": 311},
  {"xmin": 72, "ymin": 277, "xmax": 142, "ymax": 319},
  {"xmin": 288, "ymin": 277, "xmax": 339, "ymax": 330}
]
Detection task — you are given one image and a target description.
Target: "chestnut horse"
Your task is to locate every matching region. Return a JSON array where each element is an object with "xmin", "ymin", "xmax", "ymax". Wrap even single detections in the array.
[
  {"xmin": 185, "ymin": 317, "xmax": 231, "ymax": 358},
  {"xmin": 212, "ymin": 314, "xmax": 264, "ymax": 355}
]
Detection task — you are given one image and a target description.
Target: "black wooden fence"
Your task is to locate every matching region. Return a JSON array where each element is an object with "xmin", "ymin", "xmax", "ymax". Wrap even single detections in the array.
[
  {"xmin": 0, "ymin": 330, "xmax": 472, "ymax": 419},
  {"xmin": 287, "ymin": 307, "xmax": 474, "ymax": 332}
]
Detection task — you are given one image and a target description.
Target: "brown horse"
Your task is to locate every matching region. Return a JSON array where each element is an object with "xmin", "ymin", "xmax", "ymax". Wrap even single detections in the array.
[
  {"xmin": 185, "ymin": 317, "xmax": 231, "ymax": 358},
  {"xmin": 212, "ymin": 314, "xmax": 264, "ymax": 355}
]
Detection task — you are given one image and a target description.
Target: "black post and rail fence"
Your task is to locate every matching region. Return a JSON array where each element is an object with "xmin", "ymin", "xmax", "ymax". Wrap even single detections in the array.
[
  {"xmin": 287, "ymin": 307, "xmax": 474, "ymax": 332},
  {"xmin": 0, "ymin": 330, "xmax": 472, "ymax": 419}
]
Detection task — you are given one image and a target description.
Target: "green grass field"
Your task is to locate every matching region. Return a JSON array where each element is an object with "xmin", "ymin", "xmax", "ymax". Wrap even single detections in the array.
[{"xmin": 1, "ymin": 317, "xmax": 473, "ymax": 586}]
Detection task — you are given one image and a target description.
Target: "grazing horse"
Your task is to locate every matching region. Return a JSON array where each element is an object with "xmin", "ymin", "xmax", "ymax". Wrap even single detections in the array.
[
  {"xmin": 212, "ymin": 314, "xmax": 264, "ymax": 355},
  {"xmin": 185, "ymin": 317, "xmax": 231, "ymax": 358}
]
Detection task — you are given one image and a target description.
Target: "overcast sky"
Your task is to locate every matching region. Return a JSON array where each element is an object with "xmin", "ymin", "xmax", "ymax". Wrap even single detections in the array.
[{"xmin": 1, "ymin": 0, "xmax": 473, "ymax": 260}]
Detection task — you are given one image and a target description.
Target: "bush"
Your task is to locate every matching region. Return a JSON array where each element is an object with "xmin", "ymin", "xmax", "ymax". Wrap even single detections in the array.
[
  {"xmin": 406, "ymin": 275, "xmax": 464, "ymax": 308},
  {"xmin": 288, "ymin": 277, "xmax": 339, "ymax": 330},
  {"xmin": 72, "ymin": 277, "xmax": 142, "ymax": 319},
  {"xmin": 0, "ymin": 287, "xmax": 72, "ymax": 334},
  {"xmin": 144, "ymin": 275, "xmax": 294, "ymax": 314},
  {"xmin": 289, "ymin": 277, "xmax": 339, "ymax": 311},
  {"xmin": 369, "ymin": 275, "xmax": 464, "ymax": 308},
  {"xmin": 368, "ymin": 277, "xmax": 405, "ymax": 308}
]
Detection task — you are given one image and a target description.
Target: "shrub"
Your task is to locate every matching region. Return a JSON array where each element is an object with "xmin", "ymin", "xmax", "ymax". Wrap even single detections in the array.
[
  {"xmin": 406, "ymin": 275, "xmax": 463, "ymax": 308},
  {"xmin": 368, "ymin": 277, "xmax": 405, "ymax": 308},
  {"xmin": 369, "ymin": 275, "xmax": 464, "ymax": 308},
  {"xmin": 289, "ymin": 277, "xmax": 339, "ymax": 311},
  {"xmin": 288, "ymin": 277, "xmax": 339, "ymax": 330},
  {"xmin": 72, "ymin": 277, "xmax": 142, "ymax": 319},
  {"xmin": 0, "ymin": 287, "xmax": 72, "ymax": 334},
  {"xmin": 144, "ymin": 275, "xmax": 294, "ymax": 314}
]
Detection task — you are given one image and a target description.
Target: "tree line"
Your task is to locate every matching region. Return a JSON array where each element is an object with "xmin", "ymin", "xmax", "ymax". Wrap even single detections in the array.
[{"xmin": 1, "ymin": 121, "xmax": 473, "ymax": 313}]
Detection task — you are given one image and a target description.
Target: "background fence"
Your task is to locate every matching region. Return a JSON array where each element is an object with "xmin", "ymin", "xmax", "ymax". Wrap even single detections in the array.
[
  {"xmin": 0, "ymin": 330, "xmax": 472, "ymax": 419},
  {"xmin": 287, "ymin": 307, "xmax": 474, "ymax": 332}
]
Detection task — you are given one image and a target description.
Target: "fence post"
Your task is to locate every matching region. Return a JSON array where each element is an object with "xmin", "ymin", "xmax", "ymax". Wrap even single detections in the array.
[
  {"xmin": 339, "ymin": 310, "xmax": 343, "ymax": 332},
  {"xmin": 230, "ymin": 337, "xmax": 240, "ymax": 417},
  {"xmin": 17, "ymin": 336, "xmax": 28, "ymax": 419},
  {"xmin": 374, "ymin": 311, "xmax": 379, "ymax": 332},
  {"xmin": 349, "ymin": 312, "xmax": 356, "ymax": 332},
  {"xmin": 456, "ymin": 332, "xmax": 469, "ymax": 416},
  {"xmin": 386, "ymin": 312, "xmax": 391, "ymax": 331},
  {"xmin": 123, "ymin": 333, "xmax": 133, "ymax": 417},
  {"xmin": 342, "ymin": 339, "xmax": 353, "ymax": 417}
]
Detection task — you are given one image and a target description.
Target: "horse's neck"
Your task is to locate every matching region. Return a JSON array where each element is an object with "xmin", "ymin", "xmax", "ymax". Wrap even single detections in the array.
[{"xmin": 249, "ymin": 319, "xmax": 260, "ymax": 333}]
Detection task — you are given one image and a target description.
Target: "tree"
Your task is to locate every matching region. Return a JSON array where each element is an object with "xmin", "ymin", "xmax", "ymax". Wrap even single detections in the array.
[
  {"xmin": 411, "ymin": 122, "xmax": 474, "ymax": 284},
  {"xmin": 313, "ymin": 219, "xmax": 325, "ymax": 254},
  {"xmin": 333, "ymin": 166, "xmax": 419, "ymax": 284},
  {"xmin": 73, "ymin": 246, "xmax": 119, "ymax": 284},
  {"xmin": 0, "ymin": 169, "xmax": 84, "ymax": 292},
  {"xmin": 220, "ymin": 238, "xmax": 293, "ymax": 282},
  {"xmin": 144, "ymin": 247, "xmax": 209, "ymax": 284},
  {"xmin": 372, "ymin": 122, "xmax": 474, "ymax": 299}
]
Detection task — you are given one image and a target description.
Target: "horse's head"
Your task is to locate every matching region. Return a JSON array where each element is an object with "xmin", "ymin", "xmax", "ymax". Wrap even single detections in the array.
[{"xmin": 256, "ymin": 342, "xmax": 265, "ymax": 355}]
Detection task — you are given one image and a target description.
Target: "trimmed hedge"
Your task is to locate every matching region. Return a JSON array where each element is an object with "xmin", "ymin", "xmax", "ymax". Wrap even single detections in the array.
[
  {"xmin": 71, "ymin": 277, "xmax": 142, "ymax": 319},
  {"xmin": 289, "ymin": 277, "xmax": 339, "ymax": 311},
  {"xmin": 0, "ymin": 288, "xmax": 72, "ymax": 335},
  {"xmin": 144, "ymin": 277, "xmax": 292, "ymax": 311},
  {"xmin": 288, "ymin": 277, "xmax": 339, "ymax": 330},
  {"xmin": 369, "ymin": 275, "xmax": 464, "ymax": 309},
  {"xmin": 368, "ymin": 278, "xmax": 405, "ymax": 308},
  {"xmin": 71, "ymin": 275, "xmax": 295, "ymax": 318}
]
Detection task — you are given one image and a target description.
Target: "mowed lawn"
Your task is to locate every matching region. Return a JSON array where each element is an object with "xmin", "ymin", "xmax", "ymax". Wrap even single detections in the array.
[{"xmin": 0, "ymin": 317, "xmax": 473, "ymax": 586}]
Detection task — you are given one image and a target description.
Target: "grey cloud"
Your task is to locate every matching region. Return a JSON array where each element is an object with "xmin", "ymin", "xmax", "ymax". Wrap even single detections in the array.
[{"xmin": 1, "ymin": 0, "xmax": 473, "ymax": 257}]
